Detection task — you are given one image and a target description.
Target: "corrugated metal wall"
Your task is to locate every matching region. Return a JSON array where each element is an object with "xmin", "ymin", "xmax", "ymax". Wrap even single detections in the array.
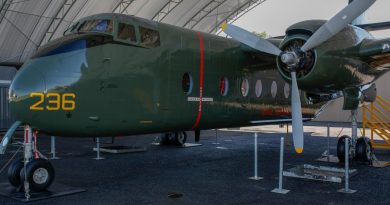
[
  {"xmin": 0, "ymin": 67, "xmax": 17, "ymax": 131},
  {"xmin": 0, "ymin": 84, "xmax": 13, "ymax": 131}
]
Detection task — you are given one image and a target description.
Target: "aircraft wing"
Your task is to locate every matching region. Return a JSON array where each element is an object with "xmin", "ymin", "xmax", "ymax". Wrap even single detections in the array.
[
  {"xmin": 359, "ymin": 38, "xmax": 390, "ymax": 69},
  {"xmin": 356, "ymin": 21, "xmax": 390, "ymax": 31},
  {"xmin": 240, "ymin": 38, "xmax": 282, "ymax": 67}
]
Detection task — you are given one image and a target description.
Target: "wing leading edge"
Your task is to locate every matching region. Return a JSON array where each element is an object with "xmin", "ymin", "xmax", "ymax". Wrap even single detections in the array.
[{"xmin": 359, "ymin": 38, "xmax": 390, "ymax": 70}]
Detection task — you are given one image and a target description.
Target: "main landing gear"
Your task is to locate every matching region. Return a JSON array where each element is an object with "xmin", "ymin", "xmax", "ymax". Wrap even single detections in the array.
[
  {"xmin": 7, "ymin": 126, "xmax": 55, "ymax": 197},
  {"xmin": 159, "ymin": 132, "xmax": 187, "ymax": 146},
  {"xmin": 336, "ymin": 110, "xmax": 373, "ymax": 163}
]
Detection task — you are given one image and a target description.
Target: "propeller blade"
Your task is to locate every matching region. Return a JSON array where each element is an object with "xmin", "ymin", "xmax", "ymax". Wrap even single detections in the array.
[
  {"xmin": 290, "ymin": 71, "xmax": 304, "ymax": 154},
  {"xmin": 301, "ymin": 0, "xmax": 376, "ymax": 52},
  {"xmin": 221, "ymin": 23, "xmax": 282, "ymax": 56}
]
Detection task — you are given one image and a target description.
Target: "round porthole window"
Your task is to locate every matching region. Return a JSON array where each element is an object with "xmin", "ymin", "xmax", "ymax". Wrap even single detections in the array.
[
  {"xmin": 284, "ymin": 83, "xmax": 290, "ymax": 99},
  {"xmin": 271, "ymin": 81, "xmax": 277, "ymax": 98},
  {"xmin": 182, "ymin": 73, "xmax": 193, "ymax": 95},
  {"xmin": 255, "ymin": 80, "xmax": 262, "ymax": 98},
  {"xmin": 219, "ymin": 77, "xmax": 229, "ymax": 96},
  {"xmin": 241, "ymin": 79, "xmax": 249, "ymax": 97}
]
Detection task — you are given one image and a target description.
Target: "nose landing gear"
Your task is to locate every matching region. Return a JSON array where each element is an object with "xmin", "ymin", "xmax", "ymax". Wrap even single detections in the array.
[{"xmin": 6, "ymin": 126, "xmax": 55, "ymax": 199}]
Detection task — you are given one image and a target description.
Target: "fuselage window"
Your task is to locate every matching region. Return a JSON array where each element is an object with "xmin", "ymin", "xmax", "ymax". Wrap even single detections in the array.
[
  {"xmin": 255, "ymin": 80, "xmax": 262, "ymax": 98},
  {"xmin": 182, "ymin": 73, "xmax": 193, "ymax": 95},
  {"xmin": 241, "ymin": 79, "xmax": 249, "ymax": 97},
  {"xmin": 118, "ymin": 23, "xmax": 136, "ymax": 42},
  {"xmin": 271, "ymin": 81, "xmax": 278, "ymax": 98},
  {"xmin": 284, "ymin": 83, "xmax": 290, "ymax": 99},
  {"xmin": 219, "ymin": 77, "xmax": 229, "ymax": 96},
  {"xmin": 140, "ymin": 26, "xmax": 160, "ymax": 47},
  {"xmin": 79, "ymin": 19, "xmax": 113, "ymax": 33}
]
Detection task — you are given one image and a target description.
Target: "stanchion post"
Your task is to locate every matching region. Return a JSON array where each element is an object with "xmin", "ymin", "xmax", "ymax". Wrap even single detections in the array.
[
  {"xmin": 93, "ymin": 137, "xmax": 104, "ymax": 160},
  {"xmin": 326, "ymin": 124, "xmax": 330, "ymax": 160},
  {"xmin": 50, "ymin": 136, "xmax": 60, "ymax": 159},
  {"xmin": 271, "ymin": 137, "xmax": 289, "ymax": 194},
  {"xmin": 249, "ymin": 132, "xmax": 263, "ymax": 180},
  {"xmin": 212, "ymin": 129, "xmax": 220, "ymax": 145},
  {"xmin": 338, "ymin": 138, "xmax": 356, "ymax": 193}
]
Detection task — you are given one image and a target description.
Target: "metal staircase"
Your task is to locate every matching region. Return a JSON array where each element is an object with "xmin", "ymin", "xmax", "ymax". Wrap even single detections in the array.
[{"xmin": 362, "ymin": 96, "xmax": 390, "ymax": 149}]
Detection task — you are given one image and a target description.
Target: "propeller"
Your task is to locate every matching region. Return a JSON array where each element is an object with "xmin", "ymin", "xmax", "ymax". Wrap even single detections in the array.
[{"xmin": 221, "ymin": 0, "xmax": 376, "ymax": 154}]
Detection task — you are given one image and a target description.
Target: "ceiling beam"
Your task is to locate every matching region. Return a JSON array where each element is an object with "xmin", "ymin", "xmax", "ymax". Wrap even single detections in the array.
[
  {"xmin": 213, "ymin": 0, "xmax": 266, "ymax": 34},
  {"xmin": 0, "ymin": 0, "xmax": 11, "ymax": 24},
  {"xmin": 38, "ymin": 0, "xmax": 76, "ymax": 47},
  {"xmin": 152, "ymin": 0, "xmax": 183, "ymax": 22},
  {"xmin": 182, "ymin": 0, "xmax": 225, "ymax": 29},
  {"xmin": 112, "ymin": 0, "xmax": 136, "ymax": 14}
]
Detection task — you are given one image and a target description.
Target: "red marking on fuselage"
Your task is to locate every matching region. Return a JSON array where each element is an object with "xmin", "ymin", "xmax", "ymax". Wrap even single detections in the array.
[
  {"xmin": 24, "ymin": 127, "xmax": 28, "ymax": 143},
  {"xmin": 262, "ymin": 108, "xmax": 274, "ymax": 116},
  {"xmin": 33, "ymin": 131, "xmax": 38, "ymax": 159},
  {"xmin": 191, "ymin": 32, "xmax": 204, "ymax": 130},
  {"xmin": 274, "ymin": 107, "xmax": 291, "ymax": 116}
]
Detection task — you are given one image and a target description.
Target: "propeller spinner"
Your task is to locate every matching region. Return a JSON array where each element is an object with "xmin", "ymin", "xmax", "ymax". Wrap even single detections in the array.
[{"xmin": 221, "ymin": 0, "xmax": 376, "ymax": 154}]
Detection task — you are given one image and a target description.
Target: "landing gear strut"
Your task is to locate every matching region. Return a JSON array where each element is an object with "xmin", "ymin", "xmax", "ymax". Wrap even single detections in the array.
[
  {"xmin": 7, "ymin": 126, "xmax": 55, "ymax": 197},
  {"xmin": 336, "ymin": 110, "xmax": 373, "ymax": 163},
  {"xmin": 160, "ymin": 132, "xmax": 187, "ymax": 146}
]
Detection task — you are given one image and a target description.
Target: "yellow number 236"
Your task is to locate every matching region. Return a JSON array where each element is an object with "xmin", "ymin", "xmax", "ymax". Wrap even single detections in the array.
[{"xmin": 30, "ymin": 93, "xmax": 76, "ymax": 111}]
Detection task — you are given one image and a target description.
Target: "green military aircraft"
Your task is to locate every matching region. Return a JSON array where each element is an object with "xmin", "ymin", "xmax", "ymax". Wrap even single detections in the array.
[{"xmin": 1, "ymin": 0, "xmax": 389, "ymax": 193}]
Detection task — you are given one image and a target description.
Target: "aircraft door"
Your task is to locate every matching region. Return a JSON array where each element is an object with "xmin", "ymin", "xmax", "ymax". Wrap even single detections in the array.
[{"xmin": 161, "ymin": 33, "xmax": 200, "ymax": 129}]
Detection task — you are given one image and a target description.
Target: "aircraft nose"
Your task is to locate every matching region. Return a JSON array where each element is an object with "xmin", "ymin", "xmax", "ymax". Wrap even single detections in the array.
[{"xmin": 9, "ymin": 62, "xmax": 46, "ymax": 122}]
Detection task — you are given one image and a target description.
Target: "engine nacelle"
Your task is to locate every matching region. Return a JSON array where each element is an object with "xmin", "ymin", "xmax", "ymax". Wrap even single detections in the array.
[{"xmin": 277, "ymin": 20, "xmax": 375, "ymax": 94}]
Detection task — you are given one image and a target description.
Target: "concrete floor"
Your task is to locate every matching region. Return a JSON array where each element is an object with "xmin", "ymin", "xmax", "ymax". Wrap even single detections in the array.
[{"xmin": 0, "ymin": 124, "xmax": 389, "ymax": 205}]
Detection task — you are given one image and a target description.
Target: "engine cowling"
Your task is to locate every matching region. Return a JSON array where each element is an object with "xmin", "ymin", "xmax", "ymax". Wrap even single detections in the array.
[{"xmin": 276, "ymin": 20, "xmax": 374, "ymax": 94}]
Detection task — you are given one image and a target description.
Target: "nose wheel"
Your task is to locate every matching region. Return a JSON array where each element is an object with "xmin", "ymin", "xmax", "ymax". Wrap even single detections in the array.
[
  {"xmin": 7, "ymin": 158, "xmax": 24, "ymax": 187},
  {"xmin": 20, "ymin": 159, "xmax": 55, "ymax": 192}
]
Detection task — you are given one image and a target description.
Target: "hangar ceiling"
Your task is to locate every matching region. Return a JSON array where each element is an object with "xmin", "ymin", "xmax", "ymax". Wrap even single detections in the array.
[{"xmin": 0, "ymin": 0, "xmax": 266, "ymax": 63}]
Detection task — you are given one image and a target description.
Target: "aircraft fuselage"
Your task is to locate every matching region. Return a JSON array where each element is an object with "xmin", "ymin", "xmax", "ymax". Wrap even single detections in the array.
[{"xmin": 9, "ymin": 14, "xmax": 326, "ymax": 137}]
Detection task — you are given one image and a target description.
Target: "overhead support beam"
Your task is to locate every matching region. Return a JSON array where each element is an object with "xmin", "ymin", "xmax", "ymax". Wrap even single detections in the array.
[
  {"xmin": 152, "ymin": 0, "xmax": 183, "ymax": 22},
  {"xmin": 183, "ymin": 0, "xmax": 225, "ymax": 30},
  {"xmin": 112, "ymin": 0, "xmax": 136, "ymax": 14},
  {"xmin": 38, "ymin": 0, "xmax": 76, "ymax": 46},
  {"xmin": 213, "ymin": 0, "xmax": 266, "ymax": 34},
  {"xmin": 0, "ymin": 0, "xmax": 11, "ymax": 24},
  {"xmin": 18, "ymin": 0, "xmax": 53, "ymax": 61}
]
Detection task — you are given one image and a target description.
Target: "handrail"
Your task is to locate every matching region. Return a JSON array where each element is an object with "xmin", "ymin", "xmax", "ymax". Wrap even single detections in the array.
[
  {"xmin": 377, "ymin": 96, "xmax": 390, "ymax": 108},
  {"xmin": 364, "ymin": 108, "xmax": 390, "ymax": 129},
  {"xmin": 376, "ymin": 99, "xmax": 390, "ymax": 113},
  {"xmin": 362, "ymin": 95, "xmax": 390, "ymax": 149}
]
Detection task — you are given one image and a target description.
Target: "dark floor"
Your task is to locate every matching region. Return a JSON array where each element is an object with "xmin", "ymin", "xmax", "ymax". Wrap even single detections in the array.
[{"xmin": 0, "ymin": 129, "xmax": 389, "ymax": 205}]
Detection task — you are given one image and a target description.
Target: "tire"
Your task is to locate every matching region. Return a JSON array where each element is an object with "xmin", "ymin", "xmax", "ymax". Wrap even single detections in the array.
[
  {"xmin": 20, "ymin": 159, "xmax": 55, "ymax": 192},
  {"xmin": 337, "ymin": 135, "xmax": 351, "ymax": 163},
  {"xmin": 356, "ymin": 137, "xmax": 373, "ymax": 162},
  {"xmin": 160, "ymin": 132, "xmax": 175, "ymax": 145},
  {"xmin": 174, "ymin": 132, "xmax": 187, "ymax": 146},
  {"xmin": 7, "ymin": 158, "xmax": 24, "ymax": 187}
]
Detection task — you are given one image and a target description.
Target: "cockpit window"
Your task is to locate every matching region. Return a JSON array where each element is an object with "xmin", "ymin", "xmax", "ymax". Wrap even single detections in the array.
[
  {"xmin": 33, "ymin": 34, "xmax": 114, "ymax": 59},
  {"xmin": 140, "ymin": 26, "xmax": 160, "ymax": 48},
  {"xmin": 78, "ymin": 19, "xmax": 113, "ymax": 33},
  {"xmin": 41, "ymin": 40, "xmax": 87, "ymax": 57},
  {"xmin": 117, "ymin": 23, "xmax": 136, "ymax": 42}
]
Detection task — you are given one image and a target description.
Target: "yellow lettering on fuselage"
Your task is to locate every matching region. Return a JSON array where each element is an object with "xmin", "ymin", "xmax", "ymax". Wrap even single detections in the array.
[{"xmin": 29, "ymin": 92, "xmax": 76, "ymax": 111}]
